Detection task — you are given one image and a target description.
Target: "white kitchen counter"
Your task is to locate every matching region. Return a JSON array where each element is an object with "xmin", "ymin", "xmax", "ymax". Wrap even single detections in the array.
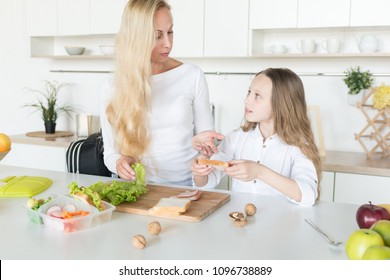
[
  {"xmin": 0, "ymin": 165, "xmax": 361, "ymax": 260},
  {"xmin": 8, "ymin": 134, "xmax": 390, "ymax": 176}
]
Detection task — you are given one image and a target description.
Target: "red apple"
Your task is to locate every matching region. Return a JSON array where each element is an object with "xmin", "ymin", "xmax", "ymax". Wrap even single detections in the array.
[{"xmin": 356, "ymin": 201, "xmax": 390, "ymax": 229}]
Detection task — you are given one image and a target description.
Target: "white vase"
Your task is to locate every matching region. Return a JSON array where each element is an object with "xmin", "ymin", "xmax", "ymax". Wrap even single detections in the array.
[{"xmin": 348, "ymin": 89, "xmax": 367, "ymax": 106}]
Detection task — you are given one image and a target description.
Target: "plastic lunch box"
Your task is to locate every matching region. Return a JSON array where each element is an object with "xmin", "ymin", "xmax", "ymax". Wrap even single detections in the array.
[{"xmin": 37, "ymin": 195, "xmax": 115, "ymax": 232}]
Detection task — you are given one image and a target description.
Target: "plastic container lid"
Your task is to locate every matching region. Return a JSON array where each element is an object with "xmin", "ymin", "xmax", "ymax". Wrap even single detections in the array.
[{"xmin": 0, "ymin": 176, "xmax": 52, "ymax": 197}]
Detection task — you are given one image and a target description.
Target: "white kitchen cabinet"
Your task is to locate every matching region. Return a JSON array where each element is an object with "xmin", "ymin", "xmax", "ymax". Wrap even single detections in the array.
[
  {"xmin": 334, "ymin": 173, "xmax": 390, "ymax": 205},
  {"xmin": 27, "ymin": 0, "xmax": 126, "ymax": 37},
  {"xmin": 297, "ymin": 0, "xmax": 350, "ymax": 28},
  {"xmin": 249, "ymin": 0, "xmax": 390, "ymax": 56},
  {"xmin": 250, "ymin": 0, "xmax": 349, "ymax": 54},
  {"xmin": 90, "ymin": 0, "xmax": 127, "ymax": 35},
  {"xmin": 250, "ymin": 0, "xmax": 349, "ymax": 29},
  {"xmin": 25, "ymin": 0, "xmax": 57, "ymax": 36},
  {"xmin": 320, "ymin": 171, "xmax": 334, "ymax": 202},
  {"xmin": 57, "ymin": 0, "xmax": 90, "ymax": 36},
  {"xmin": 350, "ymin": 0, "xmax": 390, "ymax": 27},
  {"xmin": 27, "ymin": 0, "xmax": 126, "ymax": 57},
  {"xmin": 249, "ymin": 0, "xmax": 298, "ymax": 29},
  {"xmin": 169, "ymin": 0, "xmax": 204, "ymax": 57},
  {"xmin": 1, "ymin": 144, "xmax": 67, "ymax": 172},
  {"xmin": 204, "ymin": 0, "xmax": 249, "ymax": 57}
]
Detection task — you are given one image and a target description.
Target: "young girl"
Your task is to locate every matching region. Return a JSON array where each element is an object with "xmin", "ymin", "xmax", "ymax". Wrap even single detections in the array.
[{"xmin": 192, "ymin": 68, "xmax": 321, "ymax": 206}]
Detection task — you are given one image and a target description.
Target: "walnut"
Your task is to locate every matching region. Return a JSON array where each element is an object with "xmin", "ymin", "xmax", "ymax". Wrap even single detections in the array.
[
  {"xmin": 148, "ymin": 221, "xmax": 161, "ymax": 235},
  {"xmin": 245, "ymin": 203, "xmax": 257, "ymax": 216},
  {"xmin": 234, "ymin": 217, "xmax": 247, "ymax": 227},
  {"xmin": 132, "ymin": 234, "xmax": 147, "ymax": 249},
  {"xmin": 229, "ymin": 212, "xmax": 247, "ymax": 227},
  {"xmin": 229, "ymin": 211, "xmax": 245, "ymax": 221}
]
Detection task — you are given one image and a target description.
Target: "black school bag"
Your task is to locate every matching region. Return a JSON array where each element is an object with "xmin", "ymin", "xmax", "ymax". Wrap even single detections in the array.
[{"xmin": 66, "ymin": 132, "xmax": 112, "ymax": 177}]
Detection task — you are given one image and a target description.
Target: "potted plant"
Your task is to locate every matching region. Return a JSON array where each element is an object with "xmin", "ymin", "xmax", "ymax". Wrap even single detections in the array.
[
  {"xmin": 24, "ymin": 80, "xmax": 76, "ymax": 134},
  {"xmin": 343, "ymin": 66, "xmax": 374, "ymax": 106}
]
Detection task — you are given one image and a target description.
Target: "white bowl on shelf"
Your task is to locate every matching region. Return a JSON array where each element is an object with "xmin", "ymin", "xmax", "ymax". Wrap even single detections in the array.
[
  {"xmin": 65, "ymin": 46, "xmax": 86, "ymax": 55},
  {"xmin": 99, "ymin": 45, "xmax": 115, "ymax": 56},
  {"xmin": 268, "ymin": 44, "xmax": 288, "ymax": 54}
]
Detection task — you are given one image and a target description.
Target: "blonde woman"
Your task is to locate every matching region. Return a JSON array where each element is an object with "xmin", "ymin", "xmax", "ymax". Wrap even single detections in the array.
[
  {"xmin": 192, "ymin": 68, "xmax": 322, "ymax": 206},
  {"xmin": 101, "ymin": 0, "xmax": 222, "ymax": 185}
]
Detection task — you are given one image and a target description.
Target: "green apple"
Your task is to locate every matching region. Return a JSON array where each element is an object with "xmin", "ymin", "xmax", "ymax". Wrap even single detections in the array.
[
  {"xmin": 362, "ymin": 245, "xmax": 390, "ymax": 260},
  {"xmin": 370, "ymin": 220, "xmax": 390, "ymax": 247},
  {"xmin": 345, "ymin": 229, "xmax": 384, "ymax": 260}
]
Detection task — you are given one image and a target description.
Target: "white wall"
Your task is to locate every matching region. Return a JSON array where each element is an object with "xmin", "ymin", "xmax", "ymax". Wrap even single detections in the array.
[
  {"xmin": 1, "ymin": 0, "xmax": 389, "ymax": 154},
  {"xmin": 186, "ymin": 57, "xmax": 390, "ymax": 152},
  {"xmin": 0, "ymin": 0, "xmax": 113, "ymax": 135}
]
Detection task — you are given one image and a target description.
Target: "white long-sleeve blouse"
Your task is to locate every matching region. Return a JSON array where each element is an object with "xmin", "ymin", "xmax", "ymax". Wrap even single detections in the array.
[
  {"xmin": 100, "ymin": 63, "xmax": 214, "ymax": 186},
  {"xmin": 194, "ymin": 126, "xmax": 319, "ymax": 206}
]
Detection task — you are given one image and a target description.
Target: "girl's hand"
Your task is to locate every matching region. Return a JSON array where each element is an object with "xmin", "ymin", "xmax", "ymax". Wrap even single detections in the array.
[
  {"xmin": 225, "ymin": 160, "xmax": 261, "ymax": 182},
  {"xmin": 192, "ymin": 130, "xmax": 224, "ymax": 156},
  {"xmin": 191, "ymin": 155, "xmax": 214, "ymax": 177},
  {"xmin": 116, "ymin": 155, "xmax": 137, "ymax": 181}
]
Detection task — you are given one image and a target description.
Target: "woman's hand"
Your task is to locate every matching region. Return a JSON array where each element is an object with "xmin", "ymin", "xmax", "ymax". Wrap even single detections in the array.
[
  {"xmin": 224, "ymin": 160, "xmax": 261, "ymax": 182},
  {"xmin": 192, "ymin": 130, "xmax": 224, "ymax": 156},
  {"xmin": 116, "ymin": 155, "xmax": 137, "ymax": 181}
]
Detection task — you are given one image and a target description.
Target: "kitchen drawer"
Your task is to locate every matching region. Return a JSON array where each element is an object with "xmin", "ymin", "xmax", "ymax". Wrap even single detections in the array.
[
  {"xmin": 1, "ymin": 143, "xmax": 67, "ymax": 172},
  {"xmin": 334, "ymin": 173, "xmax": 390, "ymax": 205}
]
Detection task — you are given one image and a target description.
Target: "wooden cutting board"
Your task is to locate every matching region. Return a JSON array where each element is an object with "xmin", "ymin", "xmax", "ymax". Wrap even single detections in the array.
[{"xmin": 115, "ymin": 184, "xmax": 231, "ymax": 222}]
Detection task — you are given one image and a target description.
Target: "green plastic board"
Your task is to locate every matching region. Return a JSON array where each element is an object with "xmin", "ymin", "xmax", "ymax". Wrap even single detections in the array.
[{"xmin": 0, "ymin": 176, "xmax": 52, "ymax": 197}]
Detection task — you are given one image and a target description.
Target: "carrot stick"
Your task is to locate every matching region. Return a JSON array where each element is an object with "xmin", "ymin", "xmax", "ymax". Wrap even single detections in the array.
[
  {"xmin": 68, "ymin": 210, "xmax": 82, "ymax": 216},
  {"xmin": 61, "ymin": 210, "xmax": 90, "ymax": 219},
  {"xmin": 61, "ymin": 211, "xmax": 72, "ymax": 219}
]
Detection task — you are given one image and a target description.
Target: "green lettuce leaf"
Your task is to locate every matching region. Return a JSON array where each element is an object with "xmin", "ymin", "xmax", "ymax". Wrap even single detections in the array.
[
  {"xmin": 68, "ymin": 182, "xmax": 104, "ymax": 211},
  {"xmin": 81, "ymin": 163, "xmax": 148, "ymax": 206}
]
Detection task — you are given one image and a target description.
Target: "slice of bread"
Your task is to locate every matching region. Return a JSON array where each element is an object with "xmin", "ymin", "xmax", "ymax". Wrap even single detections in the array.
[
  {"xmin": 197, "ymin": 159, "xmax": 231, "ymax": 170},
  {"xmin": 72, "ymin": 192, "xmax": 106, "ymax": 211},
  {"xmin": 149, "ymin": 198, "xmax": 191, "ymax": 216}
]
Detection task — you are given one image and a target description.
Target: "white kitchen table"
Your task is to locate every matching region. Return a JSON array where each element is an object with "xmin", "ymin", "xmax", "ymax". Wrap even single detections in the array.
[{"xmin": 0, "ymin": 165, "xmax": 360, "ymax": 260}]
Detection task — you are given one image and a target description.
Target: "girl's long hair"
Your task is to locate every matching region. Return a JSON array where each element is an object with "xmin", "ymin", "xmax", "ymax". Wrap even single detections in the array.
[
  {"xmin": 242, "ymin": 68, "xmax": 322, "ymax": 187},
  {"xmin": 106, "ymin": 0, "xmax": 170, "ymax": 160}
]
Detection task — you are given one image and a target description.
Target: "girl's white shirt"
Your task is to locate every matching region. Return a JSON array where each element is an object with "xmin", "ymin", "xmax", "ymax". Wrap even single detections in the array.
[
  {"xmin": 194, "ymin": 126, "xmax": 319, "ymax": 206},
  {"xmin": 100, "ymin": 63, "xmax": 214, "ymax": 186}
]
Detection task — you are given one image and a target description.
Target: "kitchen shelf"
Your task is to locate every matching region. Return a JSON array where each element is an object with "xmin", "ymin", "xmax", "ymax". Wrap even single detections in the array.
[
  {"xmin": 31, "ymin": 55, "xmax": 114, "ymax": 59},
  {"xmin": 250, "ymin": 26, "xmax": 390, "ymax": 58},
  {"xmin": 30, "ymin": 35, "xmax": 116, "ymax": 58},
  {"xmin": 32, "ymin": 53, "xmax": 390, "ymax": 60},
  {"xmin": 251, "ymin": 52, "xmax": 390, "ymax": 58}
]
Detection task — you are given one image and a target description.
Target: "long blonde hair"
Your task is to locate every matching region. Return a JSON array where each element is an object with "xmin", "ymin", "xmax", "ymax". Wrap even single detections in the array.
[
  {"xmin": 106, "ymin": 0, "xmax": 170, "ymax": 159},
  {"xmin": 242, "ymin": 68, "xmax": 322, "ymax": 184}
]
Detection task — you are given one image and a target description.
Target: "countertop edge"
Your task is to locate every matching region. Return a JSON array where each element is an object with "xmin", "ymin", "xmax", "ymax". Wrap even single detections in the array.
[
  {"xmin": 11, "ymin": 134, "xmax": 79, "ymax": 148},
  {"xmin": 9, "ymin": 135, "xmax": 390, "ymax": 177},
  {"xmin": 323, "ymin": 164, "xmax": 390, "ymax": 177}
]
